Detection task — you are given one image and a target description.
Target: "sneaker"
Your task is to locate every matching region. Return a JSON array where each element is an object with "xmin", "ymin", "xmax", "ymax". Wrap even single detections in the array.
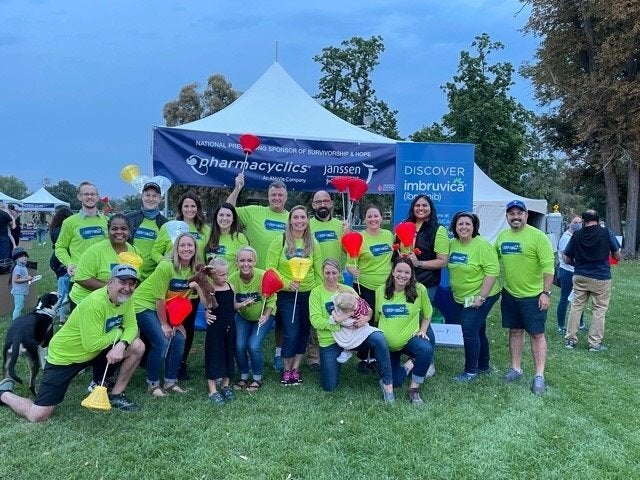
[
  {"xmin": 426, "ymin": 363, "xmax": 436, "ymax": 378},
  {"xmin": 531, "ymin": 375, "xmax": 546, "ymax": 395},
  {"xmin": 453, "ymin": 372, "xmax": 478, "ymax": 383},
  {"xmin": 379, "ymin": 379, "xmax": 395, "ymax": 404},
  {"xmin": 557, "ymin": 326, "xmax": 566, "ymax": 335},
  {"xmin": 564, "ymin": 339, "xmax": 577, "ymax": 350},
  {"xmin": 357, "ymin": 360, "xmax": 369, "ymax": 374},
  {"xmin": 503, "ymin": 368, "xmax": 523, "ymax": 382},
  {"xmin": 579, "ymin": 323, "xmax": 588, "ymax": 331},
  {"xmin": 87, "ymin": 380, "xmax": 98, "ymax": 393},
  {"xmin": 221, "ymin": 386, "xmax": 234, "ymax": 401},
  {"xmin": 208, "ymin": 392, "xmax": 225, "ymax": 406},
  {"xmin": 336, "ymin": 351, "xmax": 353, "ymax": 364},
  {"xmin": 589, "ymin": 343, "xmax": 608, "ymax": 352},
  {"xmin": 273, "ymin": 355, "xmax": 284, "ymax": 372},
  {"xmin": 0, "ymin": 378, "xmax": 15, "ymax": 405},
  {"xmin": 108, "ymin": 392, "xmax": 140, "ymax": 412},
  {"xmin": 289, "ymin": 368, "xmax": 302, "ymax": 385},
  {"xmin": 281, "ymin": 370, "xmax": 292, "ymax": 385},
  {"xmin": 87, "ymin": 377, "xmax": 116, "ymax": 393},
  {"xmin": 407, "ymin": 388, "xmax": 424, "ymax": 406},
  {"xmin": 478, "ymin": 366, "xmax": 493, "ymax": 375},
  {"xmin": 367, "ymin": 359, "xmax": 379, "ymax": 372}
]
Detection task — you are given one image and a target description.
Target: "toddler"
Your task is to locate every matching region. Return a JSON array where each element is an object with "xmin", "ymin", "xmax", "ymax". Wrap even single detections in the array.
[
  {"xmin": 329, "ymin": 291, "xmax": 379, "ymax": 363},
  {"xmin": 11, "ymin": 248, "xmax": 34, "ymax": 320}
]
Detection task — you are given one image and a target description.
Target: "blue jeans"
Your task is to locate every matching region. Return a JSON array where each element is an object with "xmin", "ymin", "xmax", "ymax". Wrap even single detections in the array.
[
  {"xmin": 37, "ymin": 227, "xmax": 47, "ymax": 244},
  {"xmin": 137, "ymin": 309, "xmax": 185, "ymax": 383},
  {"xmin": 277, "ymin": 291, "xmax": 311, "ymax": 359},
  {"xmin": 557, "ymin": 267, "xmax": 583, "ymax": 329},
  {"xmin": 235, "ymin": 313, "xmax": 275, "ymax": 378},
  {"xmin": 319, "ymin": 331, "xmax": 392, "ymax": 392},
  {"xmin": 452, "ymin": 292, "xmax": 499, "ymax": 374},
  {"xmin": 12, "ymin": 294, "xmax": 25, "ymax": 320},
  {"xmin": 390, "ymin": 336, "xmax": 434, "ymax": 387}
]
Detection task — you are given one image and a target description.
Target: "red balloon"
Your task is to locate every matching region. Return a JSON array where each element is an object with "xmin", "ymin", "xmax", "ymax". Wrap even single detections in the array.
[
  {"xmin": 329, "ymin": 176, "xmax": 352, "ymax": 193},
  {"xmin": 348, "ymin": 178, "xmax": 368, "ymax": 202},
  {"xmin": 239, "ymin": 134, "xmax": 261, "ymax": 155},
  {"xmin": 101, "ymin": 196, "xmax": 109, "ymax": 203},
  {"xmin": 342, "ymin": 231, "xmax": 363, "ymax": 258},
  {"xmin": 609, "ymin": 255, "xmax": 619, "ymax": 266},
  {"xmin": 165, "ymin": 296, "xmax": 193, "ymax": 327},
  {"xmin": 395, "ymin": 222, "xmax": 417, "ymax": 248},
  {"xmin": 261, "ymin": 269, "xmax": 284, "ymax": 296}
]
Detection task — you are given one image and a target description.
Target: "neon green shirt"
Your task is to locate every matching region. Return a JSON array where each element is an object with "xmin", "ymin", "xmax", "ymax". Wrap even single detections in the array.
[
  {"xmin": 151, "ymin": 222, "xmax": 211, "ymax": 265},
  {"xmin": 495, "ymin": 225, "xmax": 555, "ymax": 298},
  {"xmin": 54, "ymin": 212, "xmax": 108, "ymax": 268},
  {"xmin": 133, "ymin": 259, "xmax": 194, "ymax": 313},
  {"xmin": 351, "ymin": 229, "xmax": 394, "ymax": 290},
  {"xmin": 376, "ymin": 283, "xmax": 432, "ymax": 351},
  {"xmin": 69, "ymin": 240, "xmax": 138, "ymax": 305},
  {"xmin": 309, "ymin": 284, "xmax": 357, "ymax": 347},
  {"xmin": 448, "ymin": 236, "xmax": 501, "ymax": 303},
  {"xmin": 266, "ymin": 236, "xmax": 323, "ymax": 292},
  {"xmin": 132, "ymin": 217, "xmax": 162, "ymax": 280},
  {"xmin": 236, "ymin": 205, "xmax": 289, "ymax": 270},
  {"xmin": 48, "ymin": 286, "xmax": 138, "ymax": 365},
  {"xmin": 434, "ymin": 225, "xmax": 450, "ymax": 254},
  {"xmin": 206, "ymin": 232, "xmax": 249, "ymax": 276},
  {"xmin": 309, "ymin": 217, "xmax": 345, "ymax": 267},
  {"xmin": 229, "ymin": 268, "xmax": 278, "ymax": 321}
]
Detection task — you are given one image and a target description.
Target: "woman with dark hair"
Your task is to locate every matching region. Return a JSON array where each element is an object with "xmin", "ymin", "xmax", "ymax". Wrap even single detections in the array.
[
  {"xmin": 266, "ymin": 205, "xmax": 322, "ymax": 386},
  {"xmin": 447, "ymin": 211, "xmax": 500, "ymax": 382},
  {"xmin": 152, "ymin": 190, "xmax": 211, "ymax": 379},
  {"xmin": 376, "ymin": 257, "xmax": 433, "ymax": 405},
  {"xmin": 205, "ymin": 202, "xmax": 248, "ymax": 276},
  {"xmin": 49, "ymin": 207, "xmax": 73, "ymax": 319}
]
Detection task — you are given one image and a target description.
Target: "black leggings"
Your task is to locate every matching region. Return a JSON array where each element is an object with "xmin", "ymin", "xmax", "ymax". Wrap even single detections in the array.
[
  {"xmin": 353, "ymin": 283, "xmax": 377, "ymax": 361},
  {"xmin": 204, "ymin": 317, "xmax": 236, "ymax": 380}
]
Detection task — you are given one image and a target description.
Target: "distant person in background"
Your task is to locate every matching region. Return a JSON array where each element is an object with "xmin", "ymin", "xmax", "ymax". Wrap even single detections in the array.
[
  {"xmin": 11, "ymin": 248, "xmax": 34, "ymax": 320},
  {"xmin": 556, "ymin": 214, "xmax": 585, "ymax": 334},
  {"xmin": 125, "ymin": 181, "xmax": 167, "ymax": 281},
  {"xmin": 563, "ymin": 209, "xmax": 622, "ymax": 352},
  {"xmin": 8, "ymin": 204, "xmax": 21, "ymax": 247},
  {"xmin": 0, "ymin": 202, "xmax": 16, "ymax": 261},
  {"xmin": 37, "ymin": 212, "xmax": 49, "ymax": 246},
  {"xmin": 49, "ymin": 207, "xmax": 73, "ymax": 322}
]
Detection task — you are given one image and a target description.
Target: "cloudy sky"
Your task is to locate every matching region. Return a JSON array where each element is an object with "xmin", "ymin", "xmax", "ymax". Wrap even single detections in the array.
[{"xmin": 1, "ymin": 0, "xmax": 539, "ymax": 198}]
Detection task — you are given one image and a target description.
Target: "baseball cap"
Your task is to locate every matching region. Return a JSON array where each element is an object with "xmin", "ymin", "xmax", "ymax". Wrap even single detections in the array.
[
  {"xmin": 506, "ymin": 200, "xmax": 527, "ymax": 212},
  {"xmin": 11, "ymin": 247, "xmax": 28, "ymax": 261},
  {"xmin": 142, "ymin": 182, "xmax": 161, "ymax": 194},
  {"xmin": 110, "ymin": 264, "xmax": 140, "ymax": 281}
]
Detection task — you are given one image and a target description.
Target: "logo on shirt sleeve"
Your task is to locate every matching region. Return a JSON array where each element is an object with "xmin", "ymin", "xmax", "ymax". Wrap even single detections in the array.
[
  {"xmin": 79, "ymin": 226, "xmax": 105, "ymax": 240},
  {"xmin": 449, "ymin": 252, "xmax": 468, "ymax": 264},
  {"xmin": 105, "ymin": 315, "xmax": 124, "ymax": 333},
  {"xmin": 264, "ymin": 220, "xmax": 286, "ymax": 232},
  {"xmin": 382, "ymin": 304, "xmax": 409, "ymax": 318},
  {"xmin": 134, "ymin": 227, "xmax": 157, "ymax": 241},
  {"xmin": 500, "ymin": 242, "xmax": 522, "ymax": 255},
  {"xmin": 314, "ymin": 230, "xmax": 338, "ymax": 243},
  {"xmin": 370, "ymin": 244, "xmax": 392, "ymax": 256}
]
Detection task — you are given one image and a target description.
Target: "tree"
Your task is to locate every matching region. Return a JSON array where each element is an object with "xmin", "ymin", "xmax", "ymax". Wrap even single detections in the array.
[
  {"xmin": 48, "ymin": 180, "xmax": 80, "ymax": 210},
  {"xmin": 0, "ymin": 175, "xmax": 28, "ymax": 199},
  {"xmin": 522, "ymin": 0, "xmax": 640, "ymax": 255},
  {"xmin": 314, "ymin": 36, "xmax": 400, "ymax": 139}
]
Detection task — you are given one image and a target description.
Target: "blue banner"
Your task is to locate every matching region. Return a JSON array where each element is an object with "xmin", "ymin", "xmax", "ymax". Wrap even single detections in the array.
[{"xmin": 153, "ymin": 127, "xmax": 397, "ymax": 193}]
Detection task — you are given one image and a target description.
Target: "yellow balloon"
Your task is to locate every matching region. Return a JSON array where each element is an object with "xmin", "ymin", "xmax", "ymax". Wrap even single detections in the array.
[
  {"xmin": 289, "ymin": 257, "xmax": 312, "ymax": 282},
  {"xmin": 120, "ymin": 164, "xmax": 141, "ymax": 183},
  {"xmin": 118, "ymin": 252, "xmax": 143, "ymax": 270}
]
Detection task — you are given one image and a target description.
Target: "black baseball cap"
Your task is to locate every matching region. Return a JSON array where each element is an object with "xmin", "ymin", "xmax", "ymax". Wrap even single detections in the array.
[{"xmin": 142, "ymin": 182, "xmax": 161, "ymax": 194}]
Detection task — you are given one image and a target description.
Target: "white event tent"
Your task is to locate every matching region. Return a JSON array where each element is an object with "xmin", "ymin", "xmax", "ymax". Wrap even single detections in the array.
[
  {"xmin": 0, "ymin": 191, "xmax": 22, "ymax": 205},
  {"xmin": 20, "ymin": 187, "xmax": 70, "ymax": 211}
]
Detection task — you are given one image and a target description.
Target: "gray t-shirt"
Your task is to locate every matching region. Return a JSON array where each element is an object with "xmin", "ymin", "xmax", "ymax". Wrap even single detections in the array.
[{"xmin": 11, "ymin": 264, "xmax": 29, "ymax": 295}]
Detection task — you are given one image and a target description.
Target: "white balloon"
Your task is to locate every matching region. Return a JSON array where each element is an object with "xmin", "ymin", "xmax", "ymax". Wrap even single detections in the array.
[
  {"xmin": 151, "ymin": 175, "xmax": 173, "ymax": 196},
  {"xmin": 131, "ymin": 175, "xmax": 151, "ymax": 194},
  {"xmin": 165, "ymin": 220, "xmax": 190, "ymax": 244}
]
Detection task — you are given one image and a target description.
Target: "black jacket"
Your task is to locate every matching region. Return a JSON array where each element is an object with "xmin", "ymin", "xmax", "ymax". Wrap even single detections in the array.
[{"xmin": 125, "ymin": 210, "xmax": 168, "ymax": 244}]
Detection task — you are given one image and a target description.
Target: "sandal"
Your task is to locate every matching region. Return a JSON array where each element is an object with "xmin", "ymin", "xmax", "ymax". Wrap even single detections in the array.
[
  {"xmin": 246, "ymin": 380, "xmax": 263, "ymax": 393},
  {"xmin": 164, "ymin": 383, "xmax": 188, "ymax": 394},
  {"xmin": 233, "ymin": 379, "xmax": 248, "ymax": 390},
  {"xmin": 147, "ymin": 385, "xmax": 167, "ymax": 398}
]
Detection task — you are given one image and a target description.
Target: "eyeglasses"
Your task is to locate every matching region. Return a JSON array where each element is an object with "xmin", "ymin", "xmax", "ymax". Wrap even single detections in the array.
[{"xmin": 313, "ymin": 199, "xmax": 332, "ymax": 205}]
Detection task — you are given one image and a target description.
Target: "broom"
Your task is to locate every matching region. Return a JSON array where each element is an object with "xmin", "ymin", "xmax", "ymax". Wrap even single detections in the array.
[{"xmin": 81, "ymin": 334, "xmax": 121, "ymax": 411}]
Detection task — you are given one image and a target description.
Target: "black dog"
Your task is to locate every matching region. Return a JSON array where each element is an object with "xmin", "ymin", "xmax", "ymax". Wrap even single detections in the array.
[{"xmin": 3, "ymin": 292, "xmax": 59, "ymax": 395}]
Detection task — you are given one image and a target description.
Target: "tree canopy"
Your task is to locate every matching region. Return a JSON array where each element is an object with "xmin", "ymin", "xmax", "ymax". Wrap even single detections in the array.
[{"xmin": 0, "ymin": 175, "xmax": 28, "ymax": 200}]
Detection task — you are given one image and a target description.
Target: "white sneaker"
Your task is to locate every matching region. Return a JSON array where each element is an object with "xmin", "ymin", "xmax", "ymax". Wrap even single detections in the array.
[
  {"xmin": 426, "ymin": 363, "xmax": 436, "ymax": 378},
  {"xmin": 336, "ymin": 351, "xmax": 353, "ymax": 364}
]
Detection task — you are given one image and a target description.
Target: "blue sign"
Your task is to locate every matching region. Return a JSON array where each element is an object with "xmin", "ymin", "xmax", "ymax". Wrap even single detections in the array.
[{"xmin": 153, "ymin": 128, "xmax": 397, "ymax": 193}]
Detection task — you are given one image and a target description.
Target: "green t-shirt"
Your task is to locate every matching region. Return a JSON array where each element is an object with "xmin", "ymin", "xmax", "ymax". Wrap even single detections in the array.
[
  {"xmin": 448, "ymin": 236, "xmax": 501, "ymax": 303},
  {"xmin": 152, "ymin": 222, "xmax": 211, "ymax": 265},
  {"xmin": 228, "ymin": 268, "xmax": 278, "ymax": 321},
  {"xmin": 495, "ymin": 224, "xmax": 555, "ymax": 298},
  {"xmin": 206, "ymin": 232, "xmax": 249, "ymax": 276},
  {"xmin": 434, "ymin": 225, "xmax": 450, "ymax": 254},
  {"xmin": 309, "ymin": 217, "xmax": 345, "ymax": 267},
  {"xmin": 236, "ymin": 205, "xmax": 289, "ymax": 270},
  {"xmin": 131, "ymin": 217, "xmax": 162, "ymax": 280},
  {"xmin": 350, "ymin": 229, "xmax": 394, "ymax": 290},
  {"xmin": 309, "ymin": 284, "xmax": 357, "ymax": 347},
  {"xmin": 69, "ymin": 240, "xmax": 138, "ymax": 305},
  {"xmin": 375, "ymin": 283, "xmax": 432, "ymax": 351},
  {"xmin": 54, "ymin": 212, "xmax": 108, "ymax": 269},
  {"xmin": 48, "ymin": 286, "xmax": 138, "ymax": 365},
  {"xmin": 266, "ymin": 236, "xmax": 323, "ymax": 292},
  {"xmin": 133, "ymin": 259, "xmax": 194, "ymax": 313}
]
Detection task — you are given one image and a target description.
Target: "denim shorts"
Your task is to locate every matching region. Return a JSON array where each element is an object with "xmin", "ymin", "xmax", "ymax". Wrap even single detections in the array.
[{"xmin": 500, "ymin": 289, "xmax": 547, "ymax": 335}]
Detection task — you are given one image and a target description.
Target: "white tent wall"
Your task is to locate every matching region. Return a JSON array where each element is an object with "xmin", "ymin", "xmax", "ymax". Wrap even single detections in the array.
[{"xmin": 20, "ymin": 187, "xmax": 70, "ymax": 211}]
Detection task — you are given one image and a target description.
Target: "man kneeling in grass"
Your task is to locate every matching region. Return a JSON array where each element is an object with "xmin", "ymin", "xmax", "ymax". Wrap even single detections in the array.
[{"xmin": 0, "ymin": 264, "xmax": 145, "ymax": 422}]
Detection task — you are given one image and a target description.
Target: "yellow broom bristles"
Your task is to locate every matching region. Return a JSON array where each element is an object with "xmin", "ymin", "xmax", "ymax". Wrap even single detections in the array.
[{"xmin": 81, "ymin": 385, "xmax": 111, "ymax": 411}]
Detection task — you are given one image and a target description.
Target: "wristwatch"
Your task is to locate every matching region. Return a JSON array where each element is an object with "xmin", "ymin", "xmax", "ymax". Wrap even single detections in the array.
[{"xmin": 541, "ymin": 290, "xmax": 552, "ymax": 297}]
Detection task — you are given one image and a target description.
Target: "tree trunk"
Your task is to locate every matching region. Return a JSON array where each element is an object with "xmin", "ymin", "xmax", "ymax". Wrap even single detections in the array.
[
  {"xmin": 602, "ymin": 156, "xmax": 622, "ymax": 234},
  {"xmin": 625, "ymin": 155, "xmax": 640, "ymax": 258}
]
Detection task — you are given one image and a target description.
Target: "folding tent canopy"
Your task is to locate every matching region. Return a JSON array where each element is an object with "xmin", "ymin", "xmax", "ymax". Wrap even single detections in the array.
[
  {"xmin": 20, "ymin": 187, "xmax": 70, "ymax": 211},
  {"xmin": 0, "ymin": 191, "xmax": 21, "ymax": 205}
]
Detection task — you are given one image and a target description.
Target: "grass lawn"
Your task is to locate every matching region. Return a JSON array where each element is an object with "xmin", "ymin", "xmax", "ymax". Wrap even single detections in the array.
[{"xmin": 1, "ymin": 242, "xmax": 640, "ymax": 479}]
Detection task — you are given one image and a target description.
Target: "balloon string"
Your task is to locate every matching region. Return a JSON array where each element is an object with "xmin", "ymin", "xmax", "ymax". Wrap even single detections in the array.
[
  {"xmin": 240, "ymin": 152, "xmax": 249, "ymax": 175},
  {"xmin": 101, "ymin": 333, "xmax": 121, "ymax": 386},
  {"xmin": 291, "ymin": 290, "xmax": 299, "ymax": 324},
  {"xmin": 257, "ymin": 298, "xmax": 267, "ymax": 335}
]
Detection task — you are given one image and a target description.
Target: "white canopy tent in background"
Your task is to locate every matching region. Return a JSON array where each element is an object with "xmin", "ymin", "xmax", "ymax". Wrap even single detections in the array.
[
  {"xmin": 160, "ymin": 62, "xmax": 547, "ymax": 236},
  {"xmin": 20, "ymin": 187, "xmax": 70, "ymax": 211},
  {"xmin": 0, "ymin": 191, "xmax": 22, "ymax": 205}
]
